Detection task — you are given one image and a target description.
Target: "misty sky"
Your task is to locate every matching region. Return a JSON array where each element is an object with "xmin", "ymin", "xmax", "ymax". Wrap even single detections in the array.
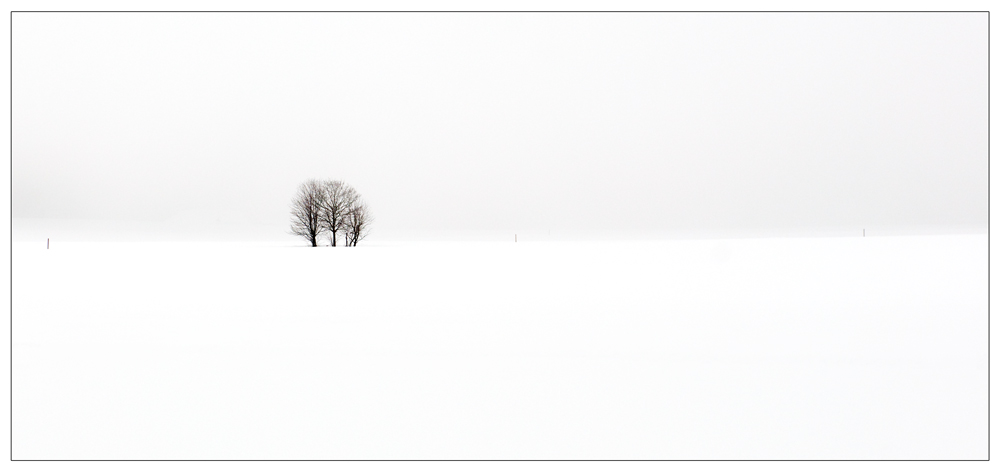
[{"xmin": 12, "ymin": 12, "xmax": 988, "ymax": 238}]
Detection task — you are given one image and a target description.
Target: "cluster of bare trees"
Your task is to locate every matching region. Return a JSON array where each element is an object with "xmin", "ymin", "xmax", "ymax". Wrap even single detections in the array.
[{"xmin": 290, "ymin": 180, "xmax": 372, "ymax": 247}]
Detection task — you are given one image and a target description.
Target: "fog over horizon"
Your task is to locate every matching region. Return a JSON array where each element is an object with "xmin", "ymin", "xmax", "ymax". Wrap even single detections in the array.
[{"xmin": 13, "ymin": 12, "xmax": 987, "ymax": 241}]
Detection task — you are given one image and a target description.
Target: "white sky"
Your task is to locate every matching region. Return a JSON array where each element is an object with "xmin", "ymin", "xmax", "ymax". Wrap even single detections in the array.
[{"xmin": 12, "ymin": 12, "xmax": 988, "ymax": 238}]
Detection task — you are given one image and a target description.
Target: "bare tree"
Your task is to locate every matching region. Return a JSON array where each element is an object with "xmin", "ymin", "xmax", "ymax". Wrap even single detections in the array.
[
  {"xmin": 339, "ymin": 185, "xmax": 359, "ymax": 246},
  {"xmin": 291, "ymin": 179, "xmax": 371, "ymax": 247},
  {"xmin": 319, "ymin": 180, "xmax": 348, "ymax": 246},
  {"xmin": 289, "ymin": 180, "xmax": 325, "ymax": 247},
  {"xmin": 344, "ymin": 195, "xmax": 372, "ymax": 247}
]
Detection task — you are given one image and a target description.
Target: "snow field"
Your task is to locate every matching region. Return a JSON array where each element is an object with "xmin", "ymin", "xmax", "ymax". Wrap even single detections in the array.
[{"xmin": 12, "ymin": 235, "xmax": 988, "ymax": 459}]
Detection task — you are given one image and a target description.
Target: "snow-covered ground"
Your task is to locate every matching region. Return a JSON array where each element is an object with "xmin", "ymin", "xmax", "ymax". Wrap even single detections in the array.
[{"xmin": 12, "ymin": 235, "xmax": 987, "ymax": 459}]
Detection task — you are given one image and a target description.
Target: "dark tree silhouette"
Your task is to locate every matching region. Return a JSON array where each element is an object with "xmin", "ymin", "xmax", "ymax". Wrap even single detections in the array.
[
  {"xmin": 319, "ymin": 180, "xmax": 348, "ymax": 246},
  {"xmin": 289, "ymin": 180, "xmax": 325, "ymax": 247},
  {"xmin": 291, "ymin": 179, "xmax": 371, "ymax": 247},
  {"xmin": 344, "ymin": 195, "xmax": 372, "ymax": 247},
  {"xmin": 338, "ymin": 185, "xmax": 358, "ymax": 246}
]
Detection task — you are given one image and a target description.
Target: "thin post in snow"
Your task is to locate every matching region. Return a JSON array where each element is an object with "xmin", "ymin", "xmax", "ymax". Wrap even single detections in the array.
[
  {"xmin": 515, "ymin": 234, "xmax": 517, "ymax": 243},
  {"xmin": 863, "ymin": 228, "xmax": 865, "ymax": 237},
  {"xmin": 47, "ymin": 238, "xmax": 49, "ymax": 249}
]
